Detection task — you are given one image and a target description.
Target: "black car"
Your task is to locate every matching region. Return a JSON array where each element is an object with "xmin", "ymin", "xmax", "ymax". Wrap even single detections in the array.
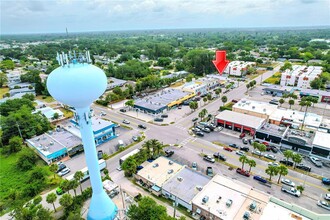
[
  {"xmin": 270, "ymin": 146, "xmax": 278, "ymax": 153},
  {"xmin": 280, "ymin": 159, "xmax": 294, "ymax": 166},
  {"xmin": 119, "ymin": 109, "xmax": 127, "ymax": 112},
  {"xmin": 296, "ymin": 164, "xmax": 311, "ymax": 172},
  {"xmin": 57, "ymin": 164, "xmax": 67, "ymax": 173},
  {"xmin": 161, "ymin": 114, "xmax": 168, "ymax": 118},
  {"xmin": 165, "ymin": 150, "xmax": 174, "ymax": 157},
  {"xmin": 97, "ymin": 150, "xmax": 103, "ymax": 160},
  {"xmin": 154, "ymin": 118, "xmax": 164, "ymax": 122},
  {"xmin": 138, "ymin": 124, "xmax": 147, "ymax": 129},
  {"xmin": 240, "ymin": 146, "xmax": 249, "ymax": 152},
  {"xmin": 195, "ymin": 131, "xmax": 204, "ymax": 137},
  {"xmin": 229, "ymin": 144, "xmax": 239, "ymax": 149},
  {"xmin": 213, "ymin": 152, "xmax": 227, "ymax": 161}
]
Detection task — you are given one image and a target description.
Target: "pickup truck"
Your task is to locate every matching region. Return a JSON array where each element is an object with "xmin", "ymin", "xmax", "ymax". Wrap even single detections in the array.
[
  {"xmin": 281, "ymin": 185, "xmax": 301, "ymax": 197},
  {"xmin": 236, "ymin": 168, "xmax": 250, "ymax": 177}
]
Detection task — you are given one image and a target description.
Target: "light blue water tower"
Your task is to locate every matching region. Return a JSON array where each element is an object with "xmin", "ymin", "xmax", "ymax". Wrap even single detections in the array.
[{"xmin": 47, "ymin": 51, "xmax": 117, "ymax": 220}]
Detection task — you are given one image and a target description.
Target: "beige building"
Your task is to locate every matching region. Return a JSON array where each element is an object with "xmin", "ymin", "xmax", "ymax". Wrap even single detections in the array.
[{"xmin": 232, "ymin": 99, "xmax": 278, "ymax": 119}]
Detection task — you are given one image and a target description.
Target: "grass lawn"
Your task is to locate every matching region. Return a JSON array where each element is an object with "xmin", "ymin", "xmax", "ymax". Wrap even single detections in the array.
[
  {"xmin": 263, "ymin": 72, "xmax": 281, "ymax": 84},
  {"xmin": 36, "ymin": 95, "xmax": 55, "ymax": 103},
  {"xmin": 170, "ymin": 81, "xmax": 184, "ymax": 88},
  {"xmin": 60, "ymin": 107, "xmax": 74, "ymax": 118},
  {"xmin": 0, "ymin": 87, "xmax": 9, "ymax": 98}
]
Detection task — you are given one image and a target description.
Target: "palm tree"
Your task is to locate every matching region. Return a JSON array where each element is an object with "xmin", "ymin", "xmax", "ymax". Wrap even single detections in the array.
[
  {"xmin": 125, "ymin": 99, "xmax": 135, "ymax": 109},
  {"xmin": 46, "ymin": 192, "xmax": 57, "ymax": 212},
  {"xmin": 297, "ymin": 185, "xmax": 305, "ymax": 195},
  {"xmin": 257, "ymin": 144, "xmax": 267, "ymax": 158},
  {"xmin": 279, "ymin": 98, "xmax": 284, "ymax": 107},
  {"xmin": 277, "ymin": 165, "xmax": 288, "ymax": 184},
  {"xmin": 199, "ymin": 108, "xmax": 208, "ymax": 120},
  {"xmin": 247, "ymin": 159, "xmax": 256, "ymax": 173},
  {"xmin": 142, "ymin": 140, "xmax": 153, "ymax": 159},
  {"xmin": 239, "ymin": 155, "xmax": 248, "ymax": 169},
  {"xmin": 265, "ymin": 166, "xmax": 279, "ymax": 181},
  {"xmin": 292, "ymin": 153, "xmax": 302, "ymax": 169},
  {"xmin": 59, "ymin": 193, "xmax": 73, "ymax": 209},
  {"xmin": 189, "ymin": 101, "xmax": 198, "ymax": 112},
  {"xmin": 288, "ymin": 99, "xmax": 294, "ymax": 109},
  {"xmin": 221, "ymin": 96, "xmax": 228, "ymax": 106},
  {"xmin": 283, "ymin": 150, "xmax": 293, "ymax": 162},
  {"xmin": 69, "ymin": 180, "xmax": 79, "ymax": 197},
  {"xmin": 74, "ymin": 171, "xmax": 84, "ymax": 193},
  {"xmin": 60, "ymin": 180, "xmax": 70, "ymax": 194},
  {"xmin": 150, "ymin": 139, "xmax": 163, "ymax": 157},
  {"xmin": 49, "ymin": 164, "xmax": 58, "ymax": 179}
]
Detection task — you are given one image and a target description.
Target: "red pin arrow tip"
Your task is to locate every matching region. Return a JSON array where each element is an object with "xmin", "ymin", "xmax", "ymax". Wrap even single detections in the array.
[{"xmin": 213, "ymin": 50, "xmax": 229, "ymax": 75}]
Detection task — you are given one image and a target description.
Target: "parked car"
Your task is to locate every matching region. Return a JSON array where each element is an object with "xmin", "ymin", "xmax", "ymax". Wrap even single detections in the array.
[
  {"xmin": 154, "ymin": 118, "xmax": 164, "ymax": 122},
  {"xmin": 122, "ymin": 119, "xmax": 130, "ymax": 124},
  {"xmin": 201, "ymin": 127, "xmax": 211, "ymax": 133},
  {"xmin": 206, "ymin": 167, "xmax": 214, "ymax": 177},
  {"xmin": 268, "ymin": 162, "xmax": 279, "ymax": 167},
  {"xmin": 132, "ymin": 136, "xmax": 139, "ymax": 142},
  {"xmin": 203, "ymin": 155, "xmax": 215, "ymax": 163},
  {"xmin": 296, "ymin": 164, "xmax": 311, "ymax": 172},
  {"xmin": 253, "ymin": 175, "xmax": 267, "ymax": 183},
  {"xmin": 281, "ymin": 178, "xmax": 295, "ymax": 187},
  {"xmin": 236, "ymin": 168, "xmax": 250, "ymax": 177},
  {"xmin": 138, "ymin": 124, "xmax": 147, "ymax": 129},
  {"xmin": 223, "ymin": 147, "xmax": 233, "ymax": 152},
  {"xmin": 192, "ymin": 117, "xmax": 198, "ymax": 122},
  {"xmin": 317, "ymin": 200, "xmax": 330, "ymax": 210},
  {"xmin": 280, "ymin": 159, "xmax": 294, "ymax": 166},
  {"xmin": 229, "ymin": 143, "xmax": 239, "ymax": 149},
  {"xmin": 213, "ymin": 152, "xmax": 226, "ymax": 161},
  {"xmin": 97, "ymin": 150, "xmax": 103, "ymax": 160},
  {"xmin": 100, "ymin": 111, "xmax": 106, "ymax": 116},
  {"xmin": 58, "ymin": 168, "xmax": 71, "ymax": 177},
  {"xmin": 119, "ymin": 109, "xmax": 127, "ymax": 112},
  {"xmin": 161, "ymin": 114, "xmax": 168, "ymax": 118},
  {"xmin": 264, "ymin": 154, "xmax": 276, "ymax": 161},
  {"xmin": 57, "ymin": 163, "xmax": 67, "ymax": 173},
  {"xmin": 195, "ymin": 131, "xmax": 204, "ymax": 137},
  {"xmin": 281, "ymin": 185, "xmax": 300, "ymax": 197},
  {"xmin": 322, "ymin": 177, "xmax": 330, "ymax": 185},
  {"xmin": 240, "ymin": 146, "xmax": 249, "ymax": 152},
  {"xmin": 192, "ymin": 162, "xmax": 198, "ymax": 171},
  {"xmin": 165, "ymin": 150, "xmax": 174, "ymax": 157},
  {"xmin": 248, "ymin": 139, "xmax": 254, "ymax": 145},
  {"xmin": 236, "ymin": 150, "xmax": 245, "ymax": 156},
  {"xmin": 252, "ymin": 150, "xmax": 263, "ymax": 157},
  {"xmin": 270, "ymin": 146, "xmax": 278, "ymax": 153},
  {"xmin": 239, "ymin": 133, "xmax": 246, "ymax": 139},
  {"xmin": 309, "ymin": 156, "xmax": 323, "ymax": 167},
  {"xmin": 325, "ymin": 194, "xmax": 330, "ymax": 201},
  {"xmin": 242, "ymin": 138, "xmax": 248, "ymax": 144},
  {"xmin": 192, "ymin": 127, "xmax": 201, "ymax": 133}
]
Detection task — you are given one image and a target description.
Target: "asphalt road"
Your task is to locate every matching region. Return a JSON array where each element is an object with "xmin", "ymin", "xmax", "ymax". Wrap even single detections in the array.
[{"xmin": 64, "ymin": 66, "xmax": 330, "ymax": 214}]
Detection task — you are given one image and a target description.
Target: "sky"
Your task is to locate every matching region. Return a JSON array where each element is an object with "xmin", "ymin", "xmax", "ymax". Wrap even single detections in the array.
[{"xmin": 1, "ymin": 0, "xmax": 330, "ymax": 34}]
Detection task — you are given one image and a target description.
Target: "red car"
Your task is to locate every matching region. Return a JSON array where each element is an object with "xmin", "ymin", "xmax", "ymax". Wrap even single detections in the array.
[
  {"xmin": 224, "ymin": 147, "xmax": 233, "ymax": 152},
  {"xmin": 262, "ymin": 141, "xmax": 269, "ymax": 146},
  {"xmin": 236, "ymin": 168, "xmax": 250, "ymax": 177},
  {"xmin": 239, "ymin": 133, "xmax": 246, "ymax": 139}
]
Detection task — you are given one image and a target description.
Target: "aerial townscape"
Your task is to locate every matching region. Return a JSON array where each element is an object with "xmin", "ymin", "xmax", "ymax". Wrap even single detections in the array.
[{"xmin": 1, "ymin": 1, "xmax": 330, "ymax": 220}]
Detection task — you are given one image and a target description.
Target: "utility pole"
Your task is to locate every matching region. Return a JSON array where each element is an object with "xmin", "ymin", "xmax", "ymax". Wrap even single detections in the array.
[
  {"xmin": 173, "ymin": 195, "xmax": 177, "ymax": 218},
  {"xmin": 16, "ymin": 122, "xmax": 23, "ymax": 139}
]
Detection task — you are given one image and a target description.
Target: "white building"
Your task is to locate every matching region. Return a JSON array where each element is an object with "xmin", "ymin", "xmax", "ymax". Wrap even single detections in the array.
[
  {"xmin": 280, "ymin": 65, "xmax": 322, "ymax": 88},
  {"xmin": 224, "ymin": 61, "xmax": 256, "ymax": 77}
]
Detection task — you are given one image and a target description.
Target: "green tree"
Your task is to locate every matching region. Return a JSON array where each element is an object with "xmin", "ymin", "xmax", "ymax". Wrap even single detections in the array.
[
  {"xmin": 202, "ymin": 97, "xmax": 208, "ymax": 104},
  {"xmin": 257, "ymin": 144, "xmax": 267, "ymax": 157},
  {"xmin": 239, "ymin": 155, "xmax": 248, "ymax": 169},
  {"xmin": 121, "ymin": 156, "xmax": 137, "ymax": 177},
  {"xmin": 246, "ymin": 83, "xmax": 250, "ymax": 92},
  {"xmin": 0, "ymin": 60, "xmax": 15, "ymax": 70},
  {"xmin": 252, "ymin": 142, "xmax": 259, "ymax": 150},
  {"xmin": 288, "ymin": 99, "xmax": 294, "ymax": 109},
  {"xmin": 16, "ymin": 148, "xmax": 38, "ymax": 171},
  {"xmin": 149, "ymin": 139, "xmax": 163, "ymax": 157},
  {"xmin": 247, "ymin": 159, "xmax": 256, "ymax": 173},
  {"xmin": 207, "ymin": 93, "xmax": 212, "ymax": 101},
  {"xmin": 297, "ymin": 185, "xmax": 305, "ymax": 195},
  {"xmin": 283, "ymin": 150, "xmax": 293, "ymax": 162},
  {"xmin": 125, "ymin": 99, "xmax": 135, "ymax": 108},
  {"xmin": 0, "ymin": 97, "xmax": 35, "ymax": 116},
  {"xmin": 49, "ymin": 163, "xmax": 58, "ymax": 179},
  {"xmin": 279, "ymin": 98, "xmax": 284, "ymax": 107},
  {"xmin": 280, "ymin": 61, "xmax": 293, "ymax": 72},
  {"xmin": 265, "ymin": 165, "xmax": 279, "ymax": 181},
  {"xmin": 7, "ymin": 136, "xmax": 23, "ymax": 154},
  {"xmin": 0, "ymin": 72, "xmax": 8, "ymax": 87},
  {"xmin": 221, "ymin": 96, "xmax": 228, "ymax": 106},
  {"xmin": 277, "ymin": 165, "xmax": 288, "ymax": 184},
  {"xmin": 46, "ymin": 192, "xmax": 57, "ymax": 212},
  {"xmin": 59, "ymin": 193, "xmax": 73, "ymax": 209},
  {"xmin": 199, "ymin": 108, "xmax": 208, "ymax": 120},
  {"xmin": 127, "ymin": 196, "xmax": 175, "ymax": 220},
  {"xmin": 183, "ymin": 49, "xmax": 215, "ymax": 75},
  {"xmin": 60, "ymin": 180, "xmax": 71, "ymax": 195},
  {"xmin": 292, "ymin": 153, "xmax": 302, "ymax": 169},
  {"xmin": 185, "ymin": 74, "xmax": 194, "ymax": 82},
  {"xmin": 69, "ymin": 180, "xmax": 79, "ymax": 197},
  {"xmin": 310, "ymin": 78, "xmax": 323, "ymax": 89},
  {"xmin": 53, "ymin": 112, "xmax": 59, "ymax": 120},
  {"xmin": 74, "ymin": 171, "xmax": 84, "ymax": 193},
  {"xmin": 189, "ymin": 101, "xmax": 198, "ymax": 112}
]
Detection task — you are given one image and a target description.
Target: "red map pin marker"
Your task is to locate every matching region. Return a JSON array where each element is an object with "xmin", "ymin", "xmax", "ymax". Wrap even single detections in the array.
[{"xmin": 213, "ymin": 50, "xmax": 229, "ymax": 75}]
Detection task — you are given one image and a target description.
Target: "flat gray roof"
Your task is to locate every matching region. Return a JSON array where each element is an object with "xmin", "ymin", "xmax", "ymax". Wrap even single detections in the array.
[
  {"xmin": 107, "ymin": 77, "xmax": 127, "ymax": 90},
  {"xmin": 257, "ymin": 123, "xmax": 288, "ymax": 137},
  {"xmin": 216, "ymin": 110, "xmax": 266, "ymax": 129},
  {"xmin": 313, "ymin": 131, "xmax": 330, "ymax": 149},
  {"xmin": 299, "ymin": 88, "xmax": 330, "ymax": 97},
  {"xmin": 162, "ymin": 167, "xmax": 211, "ymax": 204},
  {"xmin": 134, "ymin": 88, "xmax": 192, "ymax": 111}
]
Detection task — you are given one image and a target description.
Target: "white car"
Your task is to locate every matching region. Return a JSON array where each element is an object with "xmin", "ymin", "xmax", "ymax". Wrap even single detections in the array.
[
  {"xmin": 264, "ymin": 154, "xmax": 276, "ymax": 161},
  {"xmin": 325, "ymin": 194, "xmax": 330, "ymax": 201},
  {"xmin": 58, "ymin": 168, "xmax": 71, "ymax": 177},
  {"xmin": 317, "ymin": 200, "xmax": 330, "ymax": 210},
  {"xmin": 268, "ymin": 162, "xmax": 279, "ymax": 167},
  {"xmin": 123, "ymin": 119, "xmax": 130, "ymax": 124},
  {"xmin": 192, "ymin": 162, "xmax": 198, "ymax": 171},
  {"xmin": 236, "ymin": 150, "xmax": 245, "ymax": 156},
  {"xmin": 281, "ymin": 178, "xmax": 295, "ymax": 187},
  {"xmin": 252, "ymin": 150, "xmax": 263, "ymax": 157}
]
